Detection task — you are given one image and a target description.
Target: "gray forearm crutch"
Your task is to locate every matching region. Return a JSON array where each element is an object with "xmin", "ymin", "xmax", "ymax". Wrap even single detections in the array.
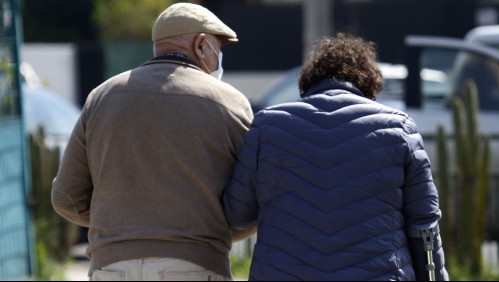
[{"xmin": 407, "ymin": 221, "xmax": 440, "ymax": 281}]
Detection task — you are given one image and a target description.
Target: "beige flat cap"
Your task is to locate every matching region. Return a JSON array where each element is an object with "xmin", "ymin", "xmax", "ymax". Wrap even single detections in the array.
[{"xmin": 152, "ymin": 3, "xmax": 238, "ymax": 44}]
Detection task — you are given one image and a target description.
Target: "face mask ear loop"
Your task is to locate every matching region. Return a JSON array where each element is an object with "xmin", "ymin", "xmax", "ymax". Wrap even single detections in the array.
[
  {"xmin": 206, "ymin": 40, "xmax": 220, "ymax": 59},
  {"xmin": 200, "ymin": 58, "xmax": 211, "ymax": 74},
  {"xmin": 206, "ymin": 40, "xmax": 221, "ymax": 69},
  {"xmin": 200, "ymin": 40, "xmax": 218, "ymax": 73}
]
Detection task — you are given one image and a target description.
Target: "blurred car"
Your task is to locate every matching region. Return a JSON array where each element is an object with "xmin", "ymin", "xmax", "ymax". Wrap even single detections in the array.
[
  {"xmin": 20, "ymin": 63, "xmax": 80, "ymax": 152},
  {"xmin": 250, "ymin": 62, "xmax": 448, "ymax": 112},
  {"xmin": 404, "ymin": 32, "xmax": 499, "ymax": 237},
  {"xmin": 20, "ymin": 63, "xmax": 85, "ymax": 246},
  {"xmin": 464, "ymin": 24, "xmax": 499, "ymax": 50},
  {"xmin": 250, "ymin": 65, "xmax": 300, "ymax": 113},
  {"xmin": 251, "ymin": 26, "xmax": 499, "ymax": 113}
]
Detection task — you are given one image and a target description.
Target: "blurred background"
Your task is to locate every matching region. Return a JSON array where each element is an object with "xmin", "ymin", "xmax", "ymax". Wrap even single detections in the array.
[{"xmin": 1, "ymin": 0, "xmax": 499, "ymax": 280}]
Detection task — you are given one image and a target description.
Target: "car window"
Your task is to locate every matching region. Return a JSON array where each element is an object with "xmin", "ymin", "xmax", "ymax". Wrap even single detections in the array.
[
  {"xmin": 489, "ymin": 44, "xmax": 499, "ymax": 52},
  {"xmin": 416, "ymin": 47, "xmax": 499, "ymax": 111},
  {"xmin": 449, "ymin": 52, "xmax": 499, "ymax": 111},
  {"xmin": 382, "ymin": 78, "xmax": 405, "ymax": 98},
  {"xmin": 254, "ymin": 67, "xmax": 301, "ymax": 111},
  {"xmin": 405, "ymin": 36, "xmax": 499, "ymax": 111},
  {"xmin": 264, "ymin": 79, "xmax": 300, "ymax": 108},
  {"xmin": 378, "ymin": 63, "xmax": 407, "ymax": 100},
  {"xmin": 419, "ymin": 49, "xmax": 456, "ymax": 106}
]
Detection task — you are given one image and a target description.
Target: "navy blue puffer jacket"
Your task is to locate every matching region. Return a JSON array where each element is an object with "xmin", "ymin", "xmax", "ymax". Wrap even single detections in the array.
[{"xmin": 223, "ymin": 79, "xmax": 448, "ymax": 281}]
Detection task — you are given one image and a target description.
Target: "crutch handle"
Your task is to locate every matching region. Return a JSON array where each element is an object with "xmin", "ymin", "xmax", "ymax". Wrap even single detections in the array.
[{"xmin": 407, "ymin": 221, "xmax": 440, "ymax": 281}]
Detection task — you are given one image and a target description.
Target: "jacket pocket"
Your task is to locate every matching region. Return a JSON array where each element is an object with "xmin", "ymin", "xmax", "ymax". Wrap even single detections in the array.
[
  {"xmin": 91, "ymin": 269, "xmax": 125, "ymax": 281},
  {"xmin": 159, "ymin": 270, "xmax": 228, "ymax": 281}
]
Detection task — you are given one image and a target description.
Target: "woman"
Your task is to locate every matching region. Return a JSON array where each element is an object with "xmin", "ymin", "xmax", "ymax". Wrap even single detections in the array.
[{"xmin": 222, "ymin": 33, "xmax": 448, "ymax": 281}]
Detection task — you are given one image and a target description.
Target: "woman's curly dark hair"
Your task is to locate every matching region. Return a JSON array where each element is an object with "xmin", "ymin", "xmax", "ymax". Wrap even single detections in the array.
[{"xmin": 298, "ymin": 33, "xmax": 384, "ymax": 100}]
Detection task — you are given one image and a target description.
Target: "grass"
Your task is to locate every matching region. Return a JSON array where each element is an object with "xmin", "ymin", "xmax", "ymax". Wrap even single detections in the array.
[
  {"xmin": 34, "ymin": 240, "xmax": 67, "ymax": 281},
  {"xmin": 447, "ymin": 257, "xmax": 499, "ymax": 281},
  {"xmin": 230, "ymin": 255, "xmax": 252, "ymax": 280}
]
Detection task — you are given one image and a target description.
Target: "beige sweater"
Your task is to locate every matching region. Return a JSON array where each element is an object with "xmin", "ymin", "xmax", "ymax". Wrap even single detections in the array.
[{"xmin": 51, "ymin": 58, "xmax": 254, "ymax": 277}]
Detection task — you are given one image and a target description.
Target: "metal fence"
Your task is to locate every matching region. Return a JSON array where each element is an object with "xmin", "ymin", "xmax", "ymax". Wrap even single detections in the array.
[
  {"xmin": 0, "ymin": 0, "xmax": 34, "ymax": 280},
  {"xmin": 0, "ymin": 120, "xmax": 32, "ymax": 279}
]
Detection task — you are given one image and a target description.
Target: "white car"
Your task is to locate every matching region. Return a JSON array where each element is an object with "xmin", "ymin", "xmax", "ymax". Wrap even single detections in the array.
[
  {"xmin": 20, "ymin": 63, "xmax": 80, "ymax": 153},
  {"xmin": 464, "ymin": 25, "xmax": 499, "ymax": 50},
  {"xmin": 250, "ymin": 62, "xmax": 425, "ymax": 113},
  {"xmin": 403, "ymin": 28, "xmax": 499, "ymax": 235}
]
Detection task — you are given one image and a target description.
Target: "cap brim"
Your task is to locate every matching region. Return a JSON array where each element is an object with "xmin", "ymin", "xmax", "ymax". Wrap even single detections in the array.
[{"xmin": 221, "ymin": 37, "xmax": 238, "ymax": 46}]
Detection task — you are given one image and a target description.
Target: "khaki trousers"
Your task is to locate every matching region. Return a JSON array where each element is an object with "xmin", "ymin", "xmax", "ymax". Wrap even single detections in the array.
[{"xmin": 90, "ymin": 257, "xmax": 231, "ymax": 281}]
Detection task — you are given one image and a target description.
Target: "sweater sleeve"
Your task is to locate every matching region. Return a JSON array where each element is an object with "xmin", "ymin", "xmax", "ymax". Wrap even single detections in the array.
[
  {"xmin": 51, "ymin": 105, "xmax": 93, "ymax": 228},
  {"xmin": 402, "ymin": 117, "xmax": 449, "ymax": 281},
  {"xmin": 222, "ymin": 121, "xmax": 261, "ymax": 230}
]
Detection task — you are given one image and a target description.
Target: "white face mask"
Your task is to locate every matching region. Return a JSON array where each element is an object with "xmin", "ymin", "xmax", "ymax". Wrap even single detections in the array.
[
  {"xmin": 211, "ymin": 51, "xmax": 224, "ymax": 80},
  {"xmin": 205, "ymin": 40, "xmax": 224, "ymax": 80}
]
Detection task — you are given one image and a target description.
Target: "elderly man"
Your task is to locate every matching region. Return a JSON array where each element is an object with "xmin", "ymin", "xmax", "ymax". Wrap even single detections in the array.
[{"xmin": 52, "ymin": 3, "xmax": 254, "ymax": 281}]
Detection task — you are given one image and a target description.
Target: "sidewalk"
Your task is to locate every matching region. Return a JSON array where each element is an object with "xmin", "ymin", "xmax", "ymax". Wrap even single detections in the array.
[
  {"xmin": 65, "ymin": 243, "xmax": 90, "ymax": 281},
  {"xmin": 65, "ymin": 259, "xmax": 90, "ymax": 281}
]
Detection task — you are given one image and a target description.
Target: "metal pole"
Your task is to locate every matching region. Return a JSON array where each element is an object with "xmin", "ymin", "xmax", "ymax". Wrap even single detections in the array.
[
  {"xmin": 426, "ymin": 249, "xmax": 436, "ymax": 281},
  {"xmin": 303, "ymin": 0, "xmax": 333, "ymax": 60}
]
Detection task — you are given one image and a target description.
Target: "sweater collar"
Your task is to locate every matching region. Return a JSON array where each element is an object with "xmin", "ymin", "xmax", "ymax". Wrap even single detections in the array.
[
  {"xmin": 141, "ymin": 52, "xmax": 202, "ymax": 71},
  {"xmin": 303, "ymin": 78, "xmax": 366, "ymax": 98}
]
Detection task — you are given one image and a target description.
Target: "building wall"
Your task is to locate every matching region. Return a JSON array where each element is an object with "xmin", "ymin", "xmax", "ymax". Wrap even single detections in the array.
[{"xmin": 21, "ymin": 44, "xmax": 78, "ymax": 105}]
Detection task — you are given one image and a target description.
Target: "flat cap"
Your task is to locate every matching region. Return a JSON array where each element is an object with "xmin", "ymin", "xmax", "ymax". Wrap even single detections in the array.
[{"xmin": 152, "ymin": 3, "xmax": 238, "ymax": 44}]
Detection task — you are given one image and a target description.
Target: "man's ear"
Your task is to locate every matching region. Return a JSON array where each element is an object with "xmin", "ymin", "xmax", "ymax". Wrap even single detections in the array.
[{"xmin": 193, "ymin": 33, "xmax": 207, "ymax": 60}]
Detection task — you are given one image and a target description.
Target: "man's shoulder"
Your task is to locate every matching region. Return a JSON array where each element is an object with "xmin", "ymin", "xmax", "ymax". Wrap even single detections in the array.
[
  {"xmin": 178, "ymin": 70, "xmax": 253, "ymax": 119},
  {"xmin": 84, "ymin": 70, "xmax": 132, "ymax": 105}
]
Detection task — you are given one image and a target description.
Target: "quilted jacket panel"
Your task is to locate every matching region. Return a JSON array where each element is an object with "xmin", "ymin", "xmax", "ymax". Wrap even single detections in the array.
[{"xmin": 223, "ymin": 79, "xmax": 448, "ymax": 281}]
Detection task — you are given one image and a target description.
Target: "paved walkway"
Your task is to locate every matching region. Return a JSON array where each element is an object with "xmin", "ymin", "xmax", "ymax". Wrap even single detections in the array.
[
  {"xmin": 64, "ymin": 243, "xmax": 90, "ymax": 280},
  {"xmin": 65, "ymin": 260, "xmax": 90, "ymax": 281}
]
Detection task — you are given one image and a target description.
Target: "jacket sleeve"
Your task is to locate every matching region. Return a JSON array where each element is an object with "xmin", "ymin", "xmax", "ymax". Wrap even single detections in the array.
[
  {"xmin": 231, "ymin": 225, "xmax": 258, "ymax": 242},
  {"xmin": 51, "ymin": 105, "xmax": 93, "ymax": 228},
  {"xmin": 402, "ymin": 117, "xmax": 449, "ymax": 281},
  {"xmin": 222, "ymin": 121, "xmax": 261, "ymax": 230}
]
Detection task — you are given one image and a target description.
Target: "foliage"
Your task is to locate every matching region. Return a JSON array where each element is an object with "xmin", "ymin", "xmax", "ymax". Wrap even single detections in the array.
[
  {"xmin": 0, "ymin": 51, "xmax": 19, "ymax": 117},
  {"xmin": 34, "ymin": 240, "xmax": 66, "ymax": 281},
  {"xmin": 29, "ymin": 127, "xmax": 79, "ymax": 280},
  {"xmin": 447, "ymin": 256, "xmax": 499, "ymax": 281},
  {"xmin": 436, "ymin": 80, "xmax": 491, "ymax": 275},
  {"xmin": 93, "ymin": 0, "xmax": 178, "ymax": 41},
  {"xmin": 230, "ymin": 255, "xmax": 252, "ymax": 280}
]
